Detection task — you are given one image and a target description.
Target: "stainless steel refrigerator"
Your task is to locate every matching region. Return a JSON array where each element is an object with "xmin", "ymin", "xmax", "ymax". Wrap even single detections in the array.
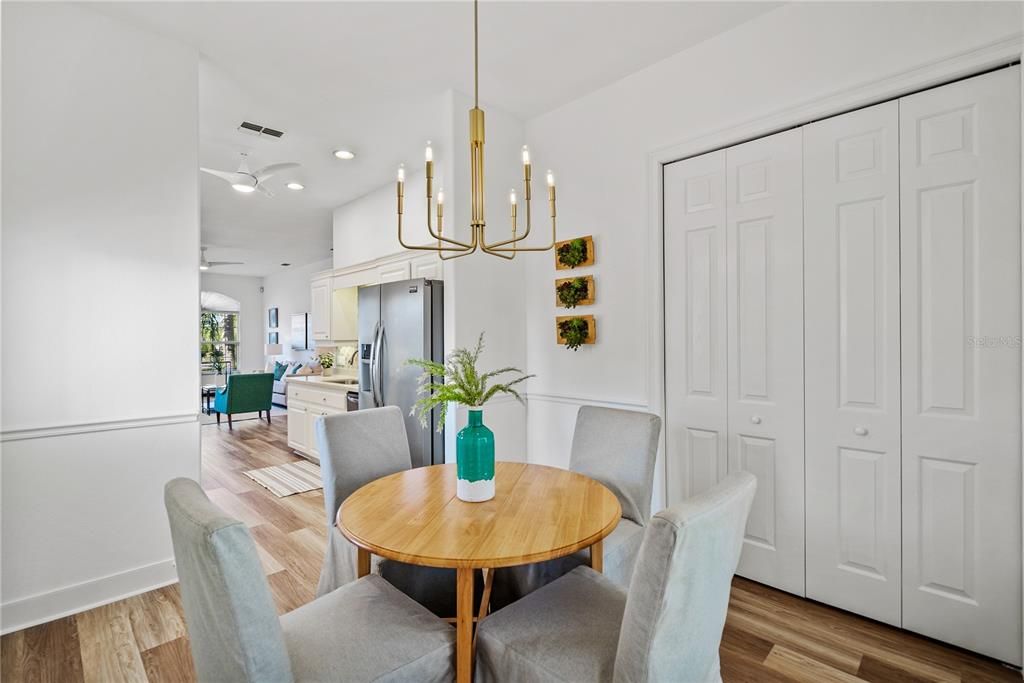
[{"xmin": 358, "ymin": 278, "xmax": 444, "ymax": 467}]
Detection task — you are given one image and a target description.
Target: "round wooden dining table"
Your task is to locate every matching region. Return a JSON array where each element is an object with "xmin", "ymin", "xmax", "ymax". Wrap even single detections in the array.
[{"xmin": 337, "ymin": 461, "xmax": 622, "ymax": 682}]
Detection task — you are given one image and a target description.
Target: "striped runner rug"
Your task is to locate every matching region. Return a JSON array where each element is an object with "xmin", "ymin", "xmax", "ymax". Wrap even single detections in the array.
[{"xmin": 244, "ymin": 460, "xmax": 323, "ymax": 498}]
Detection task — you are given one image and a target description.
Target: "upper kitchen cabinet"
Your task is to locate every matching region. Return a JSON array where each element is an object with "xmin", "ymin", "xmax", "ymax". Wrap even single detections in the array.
[
  {"xmin": 310, "ymin": 276, "xmax": 332, "ymax": 341},
  {"xmin": 331, "ymin": 286, "xmax": 358, "ymax": 341}
]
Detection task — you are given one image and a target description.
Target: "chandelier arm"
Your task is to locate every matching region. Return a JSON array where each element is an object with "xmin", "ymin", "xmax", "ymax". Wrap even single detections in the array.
[
  {"xmin": 425, "ymin": 197, "xmax": 476, "ymax": 250},
  {"xmin": 483, "ymin": 196, "xmax": 533, "ymax": 249},
  {"xmin": 398, "ymin": 213, "xmax": 474, "ymax": 253},
  {"xmin": 440, "ymin": 226, "xmax": 480, "ymax": 261},
  {"xmin": 484, "ymin": 216, "xmax": 557, "ymax": 253}
]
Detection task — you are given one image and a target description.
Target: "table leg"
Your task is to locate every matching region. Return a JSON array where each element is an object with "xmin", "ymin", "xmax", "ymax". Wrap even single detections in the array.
[
  {"xmin": 456, "ymin": 567, "xmax": 474, "ymax": 683},
  {"xmin": 356, "ymin": 548, "xmax": 371, "ymax": 578},
  {"xmin": 589, "ymin": 539, "xmax": 604, "ymax": 573}
]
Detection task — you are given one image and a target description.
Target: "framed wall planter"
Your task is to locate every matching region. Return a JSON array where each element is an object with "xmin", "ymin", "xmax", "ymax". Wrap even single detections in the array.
[
  {"xmin": 554, "ymin": 235, "xmax": 595, "ymax": 270},
  {"xmin": 555, "ymin": 315, "xmax": 596, "ymax": 351},
  {"xmin": 555, "ymin": 275, "xmax": 596, "ymax": 308}
]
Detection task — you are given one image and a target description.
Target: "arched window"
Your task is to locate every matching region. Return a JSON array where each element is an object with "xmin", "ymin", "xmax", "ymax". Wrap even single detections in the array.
[{"xmin": 200, "ymin": 291, "xmax": 241, "ymax": 374}]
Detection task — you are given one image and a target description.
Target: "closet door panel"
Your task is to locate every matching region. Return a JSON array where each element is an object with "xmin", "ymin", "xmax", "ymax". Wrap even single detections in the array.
[
  {"xmin": 900, "ymin": 66, "xmax": 1021, "ymax": 665},
  {"xmin": 804, "ymin": 101, "xmax": 902, "ymax": 625},
  {"xmin": 726, "ymin": 129, "xmax": 805, "ymax": 596},
  {"xmin": 664, "ymin": 151, "xmax": 728, "ymax": 505}
]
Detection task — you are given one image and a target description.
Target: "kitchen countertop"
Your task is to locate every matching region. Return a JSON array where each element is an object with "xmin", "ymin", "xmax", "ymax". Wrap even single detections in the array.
[{"xmin": 284, "ymin": 374, "xmax": 359, "ymax": 391}]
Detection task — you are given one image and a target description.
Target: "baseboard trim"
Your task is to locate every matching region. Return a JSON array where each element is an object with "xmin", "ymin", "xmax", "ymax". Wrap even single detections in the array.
[
  {"xmin": 1, "ymin": 558, "xmax": 178, "ymax": 634},
  {"xmin": 527, "ymin": 392, "xmax": 648, "ymax": 412},
  {"xmin": 1, "ymin": 413, "xmax": 199, "ymax": 442}
]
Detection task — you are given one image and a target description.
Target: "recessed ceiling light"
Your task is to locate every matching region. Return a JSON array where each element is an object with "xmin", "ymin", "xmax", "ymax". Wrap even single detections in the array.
[
  {"xmin": 286, "ymin": 182, "xmax": 304, "ymax": 190},
  {"xmin": 280, "ymin": 263, "xmax": 291, "ymax": 267},
  {"xmin": 333, "ymin": 149, "xmax": 356, "ymax": 160},
  {"xmin": 232, "ymin": 183, "xmax": 256, "ymax": 193}
]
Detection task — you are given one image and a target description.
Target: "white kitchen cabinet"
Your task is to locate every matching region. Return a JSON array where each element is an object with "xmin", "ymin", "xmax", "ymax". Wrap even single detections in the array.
[
  {"xmin": 330, "ymin": 286, "xmax": 358, "ymax": 341},
  {"xmin": 376, "ymin": 261, "xmax": 410, "ymax": 283},
  {"xmin": 285, "ymin": 379, "xmax": 357, "ymax": 464},
  {"xmin": 287, "ymin": 404, "xmax": 310, "ymax": 454},
  {"xmin": 410, "ymin": 254, "xmax": 442, "ymax": 280},
  {"xmin": 311, "ymin": 278, "xmax": 332, "ymax": 340}
]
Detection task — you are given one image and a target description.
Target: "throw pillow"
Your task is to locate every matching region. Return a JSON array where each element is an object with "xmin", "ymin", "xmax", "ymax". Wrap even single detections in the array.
[{"xmin": 273, "ymin": 361, "xmax": 289, "ymax": 381}]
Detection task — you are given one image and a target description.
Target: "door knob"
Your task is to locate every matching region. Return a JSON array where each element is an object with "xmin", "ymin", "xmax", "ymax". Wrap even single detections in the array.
[
  {"xmin": 854, "ymin": 425, "xmax": 868, "ymax": 436},
  {"xmin": 751, "ymin": 416, "xmax": 762, "ymax": 425}
]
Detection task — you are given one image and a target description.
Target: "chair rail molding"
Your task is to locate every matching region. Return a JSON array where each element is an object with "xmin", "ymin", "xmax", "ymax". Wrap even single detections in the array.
[
  {"xmin": 526, "ymin": 392, "xmax": 647, "ymax": 412},
  {"xmin": 645, "ymin": 31, "xmax": 1024, "ymax": 510},
  {"xmin": 0, "ymin": 412, "xmax": 200, "ymax": 442}
]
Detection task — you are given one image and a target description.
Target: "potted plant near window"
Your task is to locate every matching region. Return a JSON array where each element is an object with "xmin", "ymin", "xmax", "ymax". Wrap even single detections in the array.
[{"xmin": 407, "ymin": 333, "xmax": 532, "ymax": 502}]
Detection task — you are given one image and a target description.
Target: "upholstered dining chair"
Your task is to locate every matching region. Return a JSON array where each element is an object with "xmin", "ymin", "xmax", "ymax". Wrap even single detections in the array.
[
  {"xmin": 164, "ymin": 477, "xmax": 455, "ymax": 683},
  {"xmin": 315, "ymin": 406, "xmax": 470, "ymax": 617},
  {"xmin": 476, "ymin": 471, "xmax": 756, "ymax": 683},
  {"xmin": 493, "ymin": 406, "xmax": 661, "ymax": 606}
]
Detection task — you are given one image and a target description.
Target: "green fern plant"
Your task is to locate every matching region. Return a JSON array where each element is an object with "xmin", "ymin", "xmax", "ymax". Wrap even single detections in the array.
[{"xmin": 406, "ymin": 332, "xmax": 534, "ymax": 431}]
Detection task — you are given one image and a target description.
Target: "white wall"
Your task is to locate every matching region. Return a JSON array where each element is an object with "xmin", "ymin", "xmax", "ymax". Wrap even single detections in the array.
[
  {"xmin": 1, "ymin": 2, "xmax": 200, "ymax": 632},
  {"xmin": 522, "ymin": 1, "xmax": 1023, "ymax": 511},
  {"xmin": 262, "ymin": 258, "xmax": 333, "ymax": 365},
  {"xmin": 200, "ymin": 272, "xmax": 264, "ymax": 372}
]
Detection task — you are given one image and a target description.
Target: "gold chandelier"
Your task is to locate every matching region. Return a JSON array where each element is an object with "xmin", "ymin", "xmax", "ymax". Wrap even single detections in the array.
[{"xmin": 396, "ymin": 0, "xmax": 557, "ymax": 260}]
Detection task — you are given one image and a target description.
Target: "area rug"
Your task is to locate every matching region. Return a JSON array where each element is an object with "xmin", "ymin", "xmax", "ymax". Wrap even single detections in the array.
[{"xmin": 244, "ymin": 460, "xmax": 323, "ymax": 497}]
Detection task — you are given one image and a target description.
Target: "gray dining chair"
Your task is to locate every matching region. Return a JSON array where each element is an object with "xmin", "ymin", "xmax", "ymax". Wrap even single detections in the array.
[
  {"xmin": 164, "ymin": 477, "xmax": 455, "ymax": 683},
  {"xmin": 476, "ymin": 471, "xmax": 756, "ymax": 683},
  {"xmin": 493, "ymin": 406, "xmax": 661, "ymax": 606},
  {"xmin": 315, "ymin": 406, "xmax": 467, "ymax": 616}
]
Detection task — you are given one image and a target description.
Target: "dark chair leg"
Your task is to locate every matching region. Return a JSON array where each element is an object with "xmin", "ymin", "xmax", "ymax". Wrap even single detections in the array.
[
  {"xmin": 266, "ymin": 411, "xmax": 271, "ymax": 424},
  {"xmin": 216, "ymin": 412, "xmax": 221, "ymax": 425},
  {"xmin": 227, "ymin": 414, "xmax": 233, "ymax": 430}
]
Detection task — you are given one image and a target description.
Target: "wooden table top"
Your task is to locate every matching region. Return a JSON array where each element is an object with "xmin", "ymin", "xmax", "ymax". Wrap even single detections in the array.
[{"xmin": 337, "ymin": 462, "xmax": 622, "ymax": 569}]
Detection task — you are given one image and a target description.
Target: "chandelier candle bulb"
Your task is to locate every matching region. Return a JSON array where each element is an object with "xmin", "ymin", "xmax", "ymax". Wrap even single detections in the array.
[
  {"xmin": 425, "ymin": 141, "xmax": 433, "ymax": 163},
  {"xmin": 510, "ymin": 189, "xmax": 517, "ymax": 220},
  {"xmin": 397, "ymin": 164, "xmax": 405, "ymax": 184},
  {"xmin": 522, "ymin": 145, "xmax": 531, "ymax": 166}
]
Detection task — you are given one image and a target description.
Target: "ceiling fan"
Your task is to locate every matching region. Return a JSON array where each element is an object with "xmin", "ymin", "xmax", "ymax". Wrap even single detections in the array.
[
  {"xmin": 200, "ymin": 247, "xmax": 244, "ymax": 271},
  {"xmin": 200, "ymin": 152, "xmax": 299, "ymax": 197}
]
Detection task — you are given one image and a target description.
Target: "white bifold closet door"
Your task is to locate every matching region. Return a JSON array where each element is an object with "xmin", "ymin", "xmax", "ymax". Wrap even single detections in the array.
[
  {"xmin": 664, "ymin": 151, "xmax": 728, "ymax": 505},
  {"xmin": 899, "ymin": 66, "xmax": 1021, "ymax": 665},
  {"xmin": 804, "ymin": 101, "xmax": 902, "ymax": 625},
  {"xmin": 726, "ymin": 130, "xmax": 805, "ymax": 596},
  {"xmin": 664, "ymin": 130, "xmax": 805, "ymax": 596}
]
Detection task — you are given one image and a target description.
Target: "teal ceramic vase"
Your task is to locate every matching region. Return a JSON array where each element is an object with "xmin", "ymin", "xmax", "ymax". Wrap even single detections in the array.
[{"xmin": 456, "ymin": 409, "xmax": 495, "ymax": 502}]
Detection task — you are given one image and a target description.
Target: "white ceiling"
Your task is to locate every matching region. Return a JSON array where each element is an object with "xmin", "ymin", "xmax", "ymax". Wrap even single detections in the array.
[{"xmin": 94, "ymin": 1, "xmax": 779, "ymax": 277}]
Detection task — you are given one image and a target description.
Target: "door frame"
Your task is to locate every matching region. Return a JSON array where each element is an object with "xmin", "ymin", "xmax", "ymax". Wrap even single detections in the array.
[{"xmin": 644, "ymin": 33, "xmax": 1022, "ymax": 656}]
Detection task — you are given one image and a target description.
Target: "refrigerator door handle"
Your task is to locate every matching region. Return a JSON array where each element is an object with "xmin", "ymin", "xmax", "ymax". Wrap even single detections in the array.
[
  {"xmin": 371, "ymin": 322, "xmax": 384, "ymax": 407},
  {"xmin": 368, "ymin": 321, "xmax": 380, "ymax": 406}
]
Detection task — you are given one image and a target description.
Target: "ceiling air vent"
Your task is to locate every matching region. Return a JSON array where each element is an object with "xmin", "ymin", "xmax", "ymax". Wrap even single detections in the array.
[{"xmin": 237, "ymin": 121, "xmax": 284, "ymax": 139}]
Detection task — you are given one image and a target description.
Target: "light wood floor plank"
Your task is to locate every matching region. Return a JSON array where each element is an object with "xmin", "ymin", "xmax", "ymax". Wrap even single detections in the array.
[{"xmin": 77, "ymin": 602, "xmax": 147, "ymax": 683}]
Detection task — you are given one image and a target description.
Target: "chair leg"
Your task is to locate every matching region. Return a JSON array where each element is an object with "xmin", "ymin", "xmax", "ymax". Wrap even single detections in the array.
[
  {"xmin": 216, "ymin": 412, "xmax": 221, "ymax": 425},
  {"xmin": 227, "ymin": 414, "xmax": 233, "ymax": 430},
  {"xmin": 266, "ymin": 411, "xmax": 271, "ymax": 424}
]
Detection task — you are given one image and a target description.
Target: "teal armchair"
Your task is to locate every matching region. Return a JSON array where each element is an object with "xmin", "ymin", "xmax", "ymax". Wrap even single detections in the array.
[{"xmin": 212, "ymin": 372, "xmax": 274, "ymax": 429}]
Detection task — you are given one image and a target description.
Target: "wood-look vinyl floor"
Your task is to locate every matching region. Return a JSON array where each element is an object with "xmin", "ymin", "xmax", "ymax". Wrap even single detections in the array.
[{"xmin": 2, "ymin": 418, "xmax": 1019, "ymax": 682}]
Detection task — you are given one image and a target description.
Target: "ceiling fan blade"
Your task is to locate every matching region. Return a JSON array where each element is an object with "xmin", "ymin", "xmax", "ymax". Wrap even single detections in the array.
[
  {"xmin": 200, "ymin": 167, "xmax": 249, "ymax": 184},
  {"xmin": 208, "ymin": 261, "xmax": 245, "ymax": 267},
  {"xmin": 254, "ymin": 162, "xmax": 299, "ymax": 182},
  {"xmin": 255, "ymin": 183, "xmax": 275, "ymax": 198}
]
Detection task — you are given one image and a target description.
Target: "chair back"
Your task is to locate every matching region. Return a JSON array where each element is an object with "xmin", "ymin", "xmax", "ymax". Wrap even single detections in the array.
[
  {"xmin": 569, "ymin": 406, "xmax": 661, "ymax": 525},
  {"xmin": 315, "ymin": 406, "xmax": 413, "ymax": 527},
  {"xmin": 224, "ymin": 372, "xmax": 275, "ymax": 413},
  {"xmin": 164, "ymin": 478, "xmax": 293, "ymax": 683},
  {"xmin": 613, "ymin": 472, "xmax": 756, "ymax": 683}
]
